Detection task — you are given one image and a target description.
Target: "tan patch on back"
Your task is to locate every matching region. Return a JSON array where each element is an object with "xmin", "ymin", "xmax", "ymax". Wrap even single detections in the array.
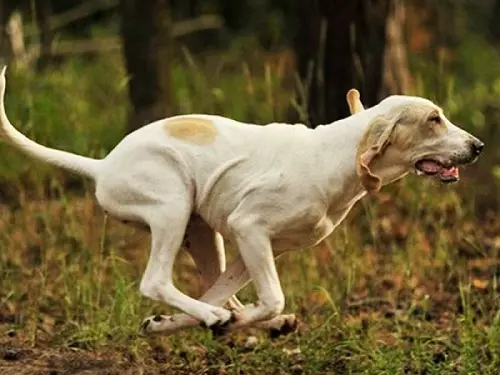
[{"xmin": 165, "ymin": 117, "xmax": 217, "ymax": 145}]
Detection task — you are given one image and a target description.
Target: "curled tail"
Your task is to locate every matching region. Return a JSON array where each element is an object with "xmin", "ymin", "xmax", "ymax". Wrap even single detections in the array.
[{"xmin": 0, "ymin": 66, "xmax": 100, "ymax": 180}]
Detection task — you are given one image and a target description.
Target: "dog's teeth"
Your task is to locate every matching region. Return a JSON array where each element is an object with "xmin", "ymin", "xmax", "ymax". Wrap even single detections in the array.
[{"xmin": 415, "ymin": 169, "xmax": 424, "ymax": 176}]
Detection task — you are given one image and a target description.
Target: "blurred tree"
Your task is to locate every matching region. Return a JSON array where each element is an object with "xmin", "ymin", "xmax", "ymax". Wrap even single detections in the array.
[
  {"xmin": 120, "ymin": 0, "xmax": 176, "ymax": 132},
  {"xmin": 490, "ymin": 0, "xmax": 500, "ymax": 43},
  {"xmin": 0, "ymin": 0, "xmax": 14, "ymax": 64},
  {"xmin": 383, "ymin": 0, "xmax": 411, "ymax": 96},
  {"xmin": 293, "ymin": 0, "xmax": 391, "ymax": 126},
  {"xmin": 171, "ymin": 0, "xmax": 198, "ymax": 19},
  {"xmin": 34, "ymin": 0, "xmax": 54, "ymax": 71},
  {"xmin": 217, "ymin": 0, "xmax": 294, "ymax": 50}
]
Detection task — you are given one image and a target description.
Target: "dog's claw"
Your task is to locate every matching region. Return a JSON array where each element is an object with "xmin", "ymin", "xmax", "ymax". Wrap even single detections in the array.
[
  {"xmin": 269, "ymin": 317, "xmax": 299, "ymax": 339},
  {"xmin": 153, "ymin": 315, "xmax": 163, "ymax": 322},
  {"xmin": 228, "ymin": 308, "xmax": 238, "ymax": 323},
  {"xmin": 139, "ymin": 318, "xmax": 151, "ymax": 336},
  {"xmin": 201, "ymin": 310, "xmax": 237, "ymax": 337},
  {"xmin": 209, "ymin": 319, "xmax": 231, "ymax": 337},
  {"xmin": 139, "ymin": 314, "xmax": 168, "ymax": 336}
]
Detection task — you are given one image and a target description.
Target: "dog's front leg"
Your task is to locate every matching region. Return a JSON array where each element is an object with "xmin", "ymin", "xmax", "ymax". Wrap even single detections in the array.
[
  {"xmin": 140, "ymin": 256, "xmax": 297, "ymax": 336},
  {"xmin": 140, "ymin": 255, "xmax": 249, "ymax": 335},
  {"xmin": 183, "ymin": 217, "xmax": 245, "ymax": 311},
  {"xmin": 226, "ymin": 226, "xmax": 285, "ymax": 328},
  {"xmin": 147, "ymin": 218, "xmax": 284, "ymax": 332}
]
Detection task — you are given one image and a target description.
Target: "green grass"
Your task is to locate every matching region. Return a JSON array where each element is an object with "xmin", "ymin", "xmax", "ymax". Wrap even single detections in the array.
[{"xmin": 0, "ymin": 38, "xmax": 500, "ymax": 374}]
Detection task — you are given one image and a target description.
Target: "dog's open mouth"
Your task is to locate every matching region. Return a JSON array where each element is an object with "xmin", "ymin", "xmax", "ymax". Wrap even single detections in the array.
[{"xmin": 414, "ymin": 159, "xmax": 459, "ymax": 183}]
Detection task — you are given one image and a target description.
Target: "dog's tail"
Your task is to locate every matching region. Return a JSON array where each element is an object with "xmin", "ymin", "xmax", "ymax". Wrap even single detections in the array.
[
  {"xmin": 346, "ymin": 89, "xmax": 365, "ymax": 115},
  {"xmin": 0, "ymin": 66, "xmax": 100, "ymax": 180}
]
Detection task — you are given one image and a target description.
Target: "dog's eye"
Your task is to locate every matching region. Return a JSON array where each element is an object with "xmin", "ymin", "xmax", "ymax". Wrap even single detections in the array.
[{"xmin": 429, "ymin": 115, "xmax": 441, "ymax": 124}]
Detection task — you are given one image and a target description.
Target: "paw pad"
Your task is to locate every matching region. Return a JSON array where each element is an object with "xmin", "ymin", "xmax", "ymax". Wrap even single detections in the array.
[
  {"xmin": 269, "ymin": 317, "xmax": 299, "ymax": 339},
  {"xmin": 201, "ymin": 310, "xmax": 236, "ymax": 337},
  {"xmin": 228, "ymin": 309, "xmax": 237, "ymax": 323},
  {"xmin": 209, "ymin": 319, "xmax": 230, "ymax": 337}
]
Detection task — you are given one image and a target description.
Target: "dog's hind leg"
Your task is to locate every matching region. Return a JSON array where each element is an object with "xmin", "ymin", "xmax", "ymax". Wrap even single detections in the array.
[
  {"xmin": 139, "ymin": 207, "xmax": 233, "ymax": 328},
  {"xmin": 99, "ymin": 170, "xmax": 235, "ymax": 329},
  {"xmin": 183, "ymin": 215, "xmax": 244, "ymax": 310},
  {"xmin": 140, "ymin": 256, "xmax": 298, "ymax": 337}
]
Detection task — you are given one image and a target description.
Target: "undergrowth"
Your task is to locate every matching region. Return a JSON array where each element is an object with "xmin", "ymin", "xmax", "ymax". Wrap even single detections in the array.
[{"xmin": 0, "ymin": 34, "xmax": 500, "ymax": 374}]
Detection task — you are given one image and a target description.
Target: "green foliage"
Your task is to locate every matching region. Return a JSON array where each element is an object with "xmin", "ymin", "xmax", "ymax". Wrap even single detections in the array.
[
  {"xmin": 0, "ymin": 56, "xmax": 128, "ymax": 192},
  {"xmin": 1, "ymin": 30, "xmax": 500, "ymax": 374},
  {"xmin": 0, "ymin": 46, "xmax": 294, "ymax": 194},
  {"xmin": 412, "ymin": 32, "xmax": 500, "ymax": 193}
]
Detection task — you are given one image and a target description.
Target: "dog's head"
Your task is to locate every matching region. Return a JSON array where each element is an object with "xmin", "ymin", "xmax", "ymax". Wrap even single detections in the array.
[{"xmin": 351, "ymin": 93, "xmax": 484, "ymax": 192}]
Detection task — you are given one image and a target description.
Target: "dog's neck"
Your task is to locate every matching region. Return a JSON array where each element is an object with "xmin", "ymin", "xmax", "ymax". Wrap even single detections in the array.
[{"xmin": 313, "ymin": 106, "xmax": 409, "ymax": 208}]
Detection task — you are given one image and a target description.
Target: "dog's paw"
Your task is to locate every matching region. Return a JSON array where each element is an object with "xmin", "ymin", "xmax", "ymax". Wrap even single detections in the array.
[
  {"xmin": 269, "ymin": 315, "xmax": 299, "ymax": 339},
  {"xmin": 200, "ymin": 309, "xmax": 237, "ymax": 337},
  {"xmin": 139, "ymin": 314, "xmax": 172, "ymax": 336},
  {"xmin": 198, "ymin": 306, "xmax": 233, "ymax": 327}
]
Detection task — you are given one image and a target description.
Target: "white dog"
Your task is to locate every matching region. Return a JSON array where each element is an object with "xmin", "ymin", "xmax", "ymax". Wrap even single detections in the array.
[{"xmin": 0, "ymin": 67, "xmax": 483, "ymax": 336}]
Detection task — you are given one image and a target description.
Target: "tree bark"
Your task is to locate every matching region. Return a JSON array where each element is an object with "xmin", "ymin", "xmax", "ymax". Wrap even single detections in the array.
[
  {"xmin": 120, "ymin": 0, "xmax": 176, "ymax": 133},
  {"xmin": 383, "ymin": 0, "xmax": 412, "ymax": 96},
  {"xmin": 293, "ymin": 0, "xmax": 391, "ymax": 126},
  {"xmin": 35, "ymin": 0, "xmax": 54, "ymax": 71},
  {"xmin": 0, "ymin": 0, "xmax": 12, "ymax": 66},
  {"xmin": 489, "ymin": 0, "xmax": 500, "ymax": 44}
]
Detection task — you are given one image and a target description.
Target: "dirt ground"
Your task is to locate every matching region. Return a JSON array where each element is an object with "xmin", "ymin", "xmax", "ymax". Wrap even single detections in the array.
[{"xmin": 0, "ymin": 338, "xmax": 150, "ymax": 375}]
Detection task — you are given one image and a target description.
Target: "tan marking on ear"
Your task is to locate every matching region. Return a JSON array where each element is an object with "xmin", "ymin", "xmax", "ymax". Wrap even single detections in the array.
[
  {"xmin": 356, "ymin": 117, "xmax": 396, "ymax": 193},
  {"xmin": 346, "ymin": 89, "xmax": 365, "ymax": 115},
  {"xmin": 357, "ymin": 145, "xmax": 383, "ymax": 192},
  {"xmin": 165, "ymin": 117, "xmax": 217, "ymax": 145}
]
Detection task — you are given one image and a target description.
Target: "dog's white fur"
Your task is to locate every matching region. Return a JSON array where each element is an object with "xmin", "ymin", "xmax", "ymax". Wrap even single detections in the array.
[{"xmin": 0, "ymin": 67, "xmax": 483, "ymax": 336}]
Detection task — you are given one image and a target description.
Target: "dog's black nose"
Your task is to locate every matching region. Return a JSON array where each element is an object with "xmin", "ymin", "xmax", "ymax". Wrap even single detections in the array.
[{"xmin": 472, "ymin": 140, "xmax": 484, "ymax": 155}]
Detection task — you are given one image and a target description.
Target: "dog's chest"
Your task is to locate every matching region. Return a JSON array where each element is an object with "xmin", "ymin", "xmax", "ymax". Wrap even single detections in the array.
[
  {"xmin": 270, "ymin": 202, "xmax": 356, "ymax": 252},
  {"xmin": 271, "ymin": 215, "xmax": 335, "ymax": 252}
]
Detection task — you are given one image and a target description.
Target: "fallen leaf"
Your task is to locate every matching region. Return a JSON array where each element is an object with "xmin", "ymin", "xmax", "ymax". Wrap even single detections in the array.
[{"xmin": 472, "ymin": 279, "xmax": 489, "ymax": 289}]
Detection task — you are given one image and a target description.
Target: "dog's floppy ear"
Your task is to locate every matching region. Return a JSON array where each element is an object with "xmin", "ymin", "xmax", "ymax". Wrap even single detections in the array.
[
  {"xmin": 356, "ymin": 116, "xmax": 397, "ymax": 192},
  {"xmin": 346, "ymin": 89, "xmax": 365, "ymax": 115}
]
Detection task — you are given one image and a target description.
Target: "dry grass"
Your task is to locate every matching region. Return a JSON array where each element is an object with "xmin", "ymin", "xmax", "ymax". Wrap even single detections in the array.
[{"xmin": 0, "ymin": 45, "xmax": 500, "ymax": 374}]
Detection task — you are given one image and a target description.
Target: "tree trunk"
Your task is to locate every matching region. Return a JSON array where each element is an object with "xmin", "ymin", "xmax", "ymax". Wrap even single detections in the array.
[
  {"xmin": 489, "ymin": 0, "xmax": 500, "ymax": 44},
  {"xmin": 0, "ymin": 0, "xmax": 12, "ymax": 66},
  {"xmin": 35, "ymin": 0, "xmax": 54, "ymax": 71},
  {"xmin": 6, "ymin": 11, "xmax": 26, "ymax": 67},
  {"xmin": 120, "ymin": 0, "xmax": 176, "ymax": 133},
  {"xmin": 383, "ymin": 0, "xmax": 412, "ymax": 96},
  {"xmin": 293, "ymin": 0, "xmax": 391, "ymax": 126}
]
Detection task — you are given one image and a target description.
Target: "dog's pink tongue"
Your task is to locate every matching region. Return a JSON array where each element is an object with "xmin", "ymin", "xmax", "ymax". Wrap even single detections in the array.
[
  {"xmin": 420, "ymin": 160, "xmax": 442, "ymax": 174},
  {"xmin": 419, "ymin": 161, "xmax": 460, "ymax": 179},
  {"xmin": 440, "ymin": 166, "xmax": 459, "ymax": 179}
]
